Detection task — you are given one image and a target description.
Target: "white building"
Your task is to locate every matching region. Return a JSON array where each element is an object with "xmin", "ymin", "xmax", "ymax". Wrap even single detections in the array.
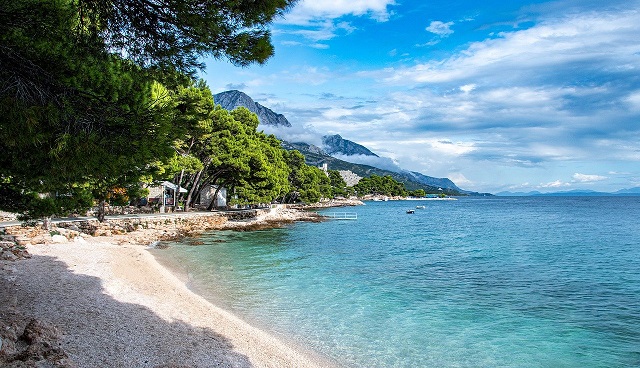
[
  {"xmin": 197, "ymin": 185, "xmax": 227, "ymax": 208},
  {"xmin": 339, "ymin": 170, "xmax": 362, "ymax": 186}
]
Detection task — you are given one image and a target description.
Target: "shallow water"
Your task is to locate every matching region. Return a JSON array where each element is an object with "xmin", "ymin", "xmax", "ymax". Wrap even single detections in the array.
[{"xmin": 153, "ymin": 197, "xmax": 640, "ymax": 367}]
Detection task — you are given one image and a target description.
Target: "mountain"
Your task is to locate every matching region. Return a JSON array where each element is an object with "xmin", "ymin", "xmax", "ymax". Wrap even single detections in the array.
[
  {"xmin": 535, "ymin": 190, "xmax": 607, "ymax": 196},
  {"xmin": 406, "ymin": 171, "xmax": 462, "ymax": 192},
  {"xmin": 215, "ymin": 90, "xmax": 483, "ymax": 195},
  {"xmin": 213, "ymin": 90, "xmax": 291, "ymax": 127},
  {"xmin": 322, "ymin": 134, "xmax": 378, "ymax": 157},
  {"xmin": 614, "ymin": 187, "xmax": 640, "ymax": 195},
  {"xmin": 496, "ymin": 191, "xmax": 543, "ymax": 196},
  {"xmin": 280, "ymin": 141, "xmax": 486, "ymax": 195}
]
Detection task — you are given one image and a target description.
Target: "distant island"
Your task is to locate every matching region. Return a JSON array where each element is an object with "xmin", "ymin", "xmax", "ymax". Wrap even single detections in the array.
[{"xmin": 496, "ymin": 187, "xmax": 640, "ymax": 196}]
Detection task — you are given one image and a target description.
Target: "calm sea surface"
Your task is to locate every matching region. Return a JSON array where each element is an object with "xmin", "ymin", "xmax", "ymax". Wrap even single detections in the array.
[{"xmin": 152, "ymin": 197, "xmax": 640, "ymax": 367}]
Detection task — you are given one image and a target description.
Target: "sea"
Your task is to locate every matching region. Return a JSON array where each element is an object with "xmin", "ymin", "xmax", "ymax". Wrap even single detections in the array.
[{"xmin": 152, "ymin": 197, "xmax": 640, "ymax": 367}]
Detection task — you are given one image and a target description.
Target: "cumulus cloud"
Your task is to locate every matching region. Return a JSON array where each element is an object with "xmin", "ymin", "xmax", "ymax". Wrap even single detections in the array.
[
  {"xmin": 573, "ymin": 173, "xmax": 607, "ymax": 182},
  {"xmin": 387, "ymin": 11, "xmax": 640, "ymax": 85},
  {"xmin": 282, "ymin": 0, "xmax": 396, "ymax": 25},
  {"xmin": 540, "ymin": 180, "xmax": 571, "ymax": 188},
  {"xmin": 260, "ymin": 122, "xmax": 325, "ymax": 147},
  {"xmin": 448, "ymin": 172, "xmax": 473, "ymax": 186},
  {"xmin": 426, "ymin": 21, "xmax": 454, "ymax": 36},
  {"xmin": 277, "ymin": 0, "xmax": 395, "ymax": 42},
  {"xmin": 459, "ymin": 84, "xmax": 476, "ymax": 94},
  {"xmin": 349, "ymin": 8, "xmax": 640, "ymax": 177}
]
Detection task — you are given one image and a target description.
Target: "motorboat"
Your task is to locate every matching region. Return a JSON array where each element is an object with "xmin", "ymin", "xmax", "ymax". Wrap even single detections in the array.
[{"xmin": 406, "ymin": 209, "xmax": 415, "ymax": 214}]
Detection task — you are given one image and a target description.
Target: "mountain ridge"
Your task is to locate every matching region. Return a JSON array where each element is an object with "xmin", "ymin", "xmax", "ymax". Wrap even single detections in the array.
[
  {"xmin": 214, "ymin": 90, "xmax": 479, "ymax": 194},
  {"xmin": 214, "ymin": 90, "xmax": 291, "ymax": 127},
  {"xmin": 322, "ymin": 134, "xmax": 378, "ymax": 157}
]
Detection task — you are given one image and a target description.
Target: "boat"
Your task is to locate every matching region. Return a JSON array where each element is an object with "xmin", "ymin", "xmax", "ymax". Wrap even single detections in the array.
[
  {"xmin": 406, "ymin": 209, "xmax": 415, "ymax": 214},
  {"xmin": 416, "ymin": 205, "xmax": 426, "ymax": 209}
]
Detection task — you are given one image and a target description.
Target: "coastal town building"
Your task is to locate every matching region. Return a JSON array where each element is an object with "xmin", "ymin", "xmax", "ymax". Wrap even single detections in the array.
[
  {"xmin": 146, "ymin": 181, "xmax": 187, "ymax": 211},
  {"xmin": 338, "ymin": 170, "xmax": 362, "ymax": 186}
]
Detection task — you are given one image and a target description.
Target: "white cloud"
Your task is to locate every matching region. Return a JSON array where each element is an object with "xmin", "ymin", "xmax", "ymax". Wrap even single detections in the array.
[
  {"xmin": 448, "ymin": 172, "xmax": 472, "ymax": 186},
  {"xmin": 332, "ymin": 154, "xmax": 402, "ymax": 172},
  {"xmin": 282, "ymin": 0, "xmax": 395, "ymax": 25},
  {"xmin": 540, "ymin": 180, "xmax": 571, "ymax": 188},
  {"xmin": 426, "ymin": 21, "xmax": 454, "ymax": 36},
  {"xmin": 572, "ymin": 173, "xmax": 607, "ymax": 182},
  {"xmin": 387, "ymin": 10, "xmax": 640, "ymax": 84},
  {"xmin": 460, "ymin": 84, "xmax": 476, "ymax": 94},
  {"xmin": 626, "ymin": 91, "xmax": 640, "ymax": 111},
  {"xmin": 323, "ymin": 108, "xmax": 354, "ymax": 119}
]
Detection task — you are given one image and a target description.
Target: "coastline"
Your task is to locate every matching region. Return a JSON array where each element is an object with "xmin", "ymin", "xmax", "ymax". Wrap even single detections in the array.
[{"xmin": 0, "ymin": 206, "xmax": 345, "ymax": 367}]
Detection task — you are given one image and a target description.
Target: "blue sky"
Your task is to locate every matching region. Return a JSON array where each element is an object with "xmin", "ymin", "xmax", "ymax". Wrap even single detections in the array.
[{"xmin": 200, "ymin": 0, "xmax": 640, "ymax": 193}]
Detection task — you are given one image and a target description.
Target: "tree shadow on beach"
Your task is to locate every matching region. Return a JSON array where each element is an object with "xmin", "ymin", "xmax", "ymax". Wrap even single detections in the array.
[{"xmin": 0, "ymin": 254, "xmax": 254, "ymax": 368}]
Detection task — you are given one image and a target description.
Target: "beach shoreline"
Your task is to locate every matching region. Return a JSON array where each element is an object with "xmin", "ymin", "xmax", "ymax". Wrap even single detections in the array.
[{"xmin": 0, "ymin": 205, "xmax": 352, "ymax": 367}]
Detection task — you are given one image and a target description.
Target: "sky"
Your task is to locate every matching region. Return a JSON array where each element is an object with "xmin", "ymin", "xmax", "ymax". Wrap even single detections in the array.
[{"xmin": 200, "ymin": 0, "xmax": 640, "ymax": 194}]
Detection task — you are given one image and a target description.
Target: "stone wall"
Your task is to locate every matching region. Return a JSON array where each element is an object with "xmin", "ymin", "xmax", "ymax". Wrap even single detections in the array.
[{"xmin": 1, "ymin": 210, "xmax": 271, "ymax": 246}]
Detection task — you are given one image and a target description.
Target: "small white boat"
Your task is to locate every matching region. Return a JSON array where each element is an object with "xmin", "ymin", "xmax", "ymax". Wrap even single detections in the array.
[{"xmin": 416, "ymin": 205, "xmax": 426, "ymax": 209}]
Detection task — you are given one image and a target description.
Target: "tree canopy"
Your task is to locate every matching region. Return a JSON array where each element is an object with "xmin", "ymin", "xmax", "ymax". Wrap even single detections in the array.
[
  {"xmin": 74, "ymin": 0, "xmax": 298, "ymax": 73},
  {"xmin": 353, "ymin": 175, "xmax": 408, "ymax": 197},
  {"xmin": 0, "ymin": 0, "xmax": 298, "ymax": 221}
]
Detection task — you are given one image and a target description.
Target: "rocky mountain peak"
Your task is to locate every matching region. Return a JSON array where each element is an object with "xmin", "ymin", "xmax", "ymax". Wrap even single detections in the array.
[
  {"xmin": 322, "ymin": 134, "xmax": 378, "ymax": 157},
  {"xmin": 213, "ymin": 90, "xmax": 291, "ymax": 127}
]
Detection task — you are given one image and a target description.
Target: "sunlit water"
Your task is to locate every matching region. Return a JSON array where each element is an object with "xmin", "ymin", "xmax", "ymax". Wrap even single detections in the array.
[{"xmin": 152, "ymin": 197, "xmax": 640, "ymax": 367}]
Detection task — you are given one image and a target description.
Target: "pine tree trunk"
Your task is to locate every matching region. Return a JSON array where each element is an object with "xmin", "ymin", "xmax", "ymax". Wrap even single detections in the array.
[
  {"xmin": 174, "ymin": 169, "xmax": 185, "ymax": 209},
  {"xmin": 207, "ymin": 186, "xmax": 223, "ymax": 211},
  {"xmin": 97, "ymin": 200, "xmax": 106, "ymax": 222},
  {"xmin": 184, "ymin": 168, "xmax": 204, "ymax": 211}
]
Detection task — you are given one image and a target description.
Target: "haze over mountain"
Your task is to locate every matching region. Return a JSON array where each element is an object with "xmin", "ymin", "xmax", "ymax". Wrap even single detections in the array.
[
  {"xmin": 214, "ymin": 90, "xmax": 476, "ymax": 194},
  {"xmin": 282, "ymin": 141, "xmax": 468, "ymax": 195},
  {"xmin": 214, "ymin": 91, "xmax": 378, "ymax": 157}
]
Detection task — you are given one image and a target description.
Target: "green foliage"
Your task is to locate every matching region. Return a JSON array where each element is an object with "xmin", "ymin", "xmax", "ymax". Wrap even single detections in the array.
[
  {"xmin": 0, "ymin": 182, "xmax": 93, "ymax": 221},
  {"xmin": 74, "ymin": 0, "xmax": 298, "ymax": 73},
  {"xmin": 328, "ymin": 170, "xmax": 348, "ymax": 197},
  {"xmin": 282, "ymin": 151, "xmax": 331, "ymax": 203},
  {"xmin": 219, "ymin": 108, "xmax": 291, "ymax": 205},
  {"xmin": 0, "ymin": 0, "xmax": 298, "ymax": 220},
  {"xmin": 410, "ymin": 189, "xmax": 426, "ymax": 197},
  {"xmin": 353, "ymin": 175, "xmax": 408, "ymax": 197}
]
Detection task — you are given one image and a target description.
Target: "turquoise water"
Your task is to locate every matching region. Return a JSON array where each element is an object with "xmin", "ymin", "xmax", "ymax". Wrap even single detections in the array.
[{"xmin": 153, "ymin": 197, "xmax": 640, "ymax": 367}]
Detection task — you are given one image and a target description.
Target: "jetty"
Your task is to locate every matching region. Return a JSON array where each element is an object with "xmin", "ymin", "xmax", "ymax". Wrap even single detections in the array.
[{"xmin": 323, "ymin": 212, "xmax": 358, "ymax": 220}]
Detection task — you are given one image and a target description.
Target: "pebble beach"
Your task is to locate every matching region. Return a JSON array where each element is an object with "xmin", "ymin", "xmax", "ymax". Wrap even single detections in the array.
[{"xmin": 0, "ymin": 206, "xmax": 355, "ymax": 367}]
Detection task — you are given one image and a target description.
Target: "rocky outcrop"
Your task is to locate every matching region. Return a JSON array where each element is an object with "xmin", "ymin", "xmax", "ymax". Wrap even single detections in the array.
[
  {"xmin": 0, "ymin": 239, "xmax": 30, "ymax": 261},
  {"xmin": 214, "ymin": 90, "xmax": 292, "ymax": 127},
  {"xmin": 322, "ymin": 134, "xmax": 378, "ymax": 157},
  {"xmin": 0, "ymin": 316, "xmax": 73, "ymax": 368},
  {"xmin": 406, "ymin": 171, "xmax": 462, "ymax": 192},
  {"xmin": 0, "ymin": 209, "xmax": 324, "ymax": 246}
]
